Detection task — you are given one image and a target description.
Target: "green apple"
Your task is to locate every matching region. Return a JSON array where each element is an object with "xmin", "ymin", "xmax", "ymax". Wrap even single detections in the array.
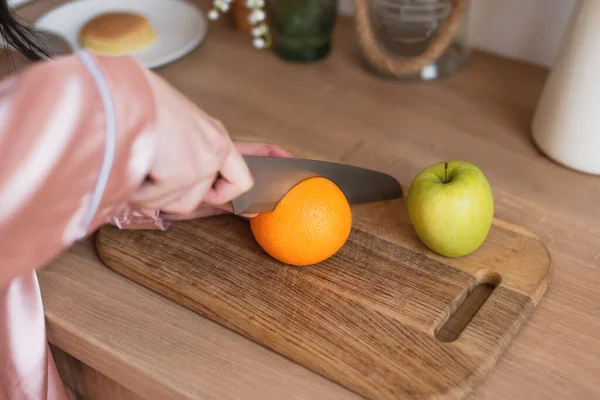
[{"xmin": 407, "ymin": 160, "xmax": 494, "ymax": 258}]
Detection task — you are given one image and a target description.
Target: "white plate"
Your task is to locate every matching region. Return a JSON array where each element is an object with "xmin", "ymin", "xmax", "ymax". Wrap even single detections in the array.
[{"xmin": 35, "ymin": 0, "xmax": 207, "ymax": 68}]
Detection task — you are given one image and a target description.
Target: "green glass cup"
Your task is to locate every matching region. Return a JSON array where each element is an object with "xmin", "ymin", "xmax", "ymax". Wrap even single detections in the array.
[{"xmin": 265, "ymin": 0, "xmax": 338, "ymax": 62}]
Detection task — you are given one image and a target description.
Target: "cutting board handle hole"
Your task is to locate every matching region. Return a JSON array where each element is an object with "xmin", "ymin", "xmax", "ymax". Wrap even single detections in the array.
[{"xmin": 435, "ymin": 271, "xmax": 502, "ymax": 343}]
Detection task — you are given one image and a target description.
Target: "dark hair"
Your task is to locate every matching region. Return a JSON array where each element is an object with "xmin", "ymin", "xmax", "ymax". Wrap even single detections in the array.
[{"xmin": 0, "ymin": 1, "xmax": 50, "ymax": 61}]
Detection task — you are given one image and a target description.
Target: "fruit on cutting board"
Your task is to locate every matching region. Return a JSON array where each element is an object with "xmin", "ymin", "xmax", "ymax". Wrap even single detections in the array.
[
  {"xmin": 250, "ymin": 177, "xmax": 352, "ymax": 266},
  {"xmin": 407, "ymin": 160, "xmax": 494, "ymax": 258}
]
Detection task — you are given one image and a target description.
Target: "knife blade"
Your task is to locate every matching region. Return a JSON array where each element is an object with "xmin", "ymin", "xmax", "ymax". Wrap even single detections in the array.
[{"xmin": 230, "ymin": 155, "xmax": 403, "ymax": 215}]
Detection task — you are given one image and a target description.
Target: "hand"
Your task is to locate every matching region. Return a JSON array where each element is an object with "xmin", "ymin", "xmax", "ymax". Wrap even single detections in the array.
[
  {"xmin": 160, "ymin": 141, "xmax": 295, "ymax": 221},
  {"xmin": 129, "ymin": 73, "xmax": 254, "ymax": 216}
]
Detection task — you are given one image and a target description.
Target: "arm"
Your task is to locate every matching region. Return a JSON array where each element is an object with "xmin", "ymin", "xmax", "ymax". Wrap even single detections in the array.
[{"xmin": 0, "ymin": 51, "xmax": 158, "ymax": 289}]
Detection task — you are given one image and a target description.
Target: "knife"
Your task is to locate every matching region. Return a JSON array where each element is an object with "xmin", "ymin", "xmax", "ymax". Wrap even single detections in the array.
[{"xmin": 230, "ymin": 155, "xmax": 403, "ymax": 215}]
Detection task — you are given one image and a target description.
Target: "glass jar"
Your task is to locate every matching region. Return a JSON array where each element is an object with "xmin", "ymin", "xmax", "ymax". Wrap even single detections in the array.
[
  {"xmin": 355, "ymin": 0, "xmax": 471, "ymax": 80},
  {"xmin": 265, "ymin": 0, "xmax": 338, "ymax": 63}
]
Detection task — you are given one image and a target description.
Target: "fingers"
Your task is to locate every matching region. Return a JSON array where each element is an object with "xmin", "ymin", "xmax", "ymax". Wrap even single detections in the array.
[
  {"xmin": 130, "ymin": 182, "xmax": 189, "ymax": 209},
  {"xmin": 159, "ymin": 179, "xmax": 214, "ymax": 215},
  {"xmin": 234, "ymin": 142, "xmax": 296, "ymax": 158},
  {"xmin": 202, "ymin": 145, "xmax": 253, "ymax": 206},
  {"xmin": 150, "ymin": 142, "xmax": 295, "ymax": 214},
  {"xmin": 240, "ymin": 213, "xmax": 259, "ymax": 219},
  {"xmin": 157, "ymin": 142, "xmax": 254, "ymax": 214}
]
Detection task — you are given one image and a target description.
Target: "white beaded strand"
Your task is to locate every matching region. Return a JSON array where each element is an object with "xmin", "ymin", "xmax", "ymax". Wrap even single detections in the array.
[
  {"xmin": 207, "ymin": 0, "xmax": 271, "ymax": 49},
  {"xmin": 208, "ymin": 0, "xmax": 233, "ymax": 20}
]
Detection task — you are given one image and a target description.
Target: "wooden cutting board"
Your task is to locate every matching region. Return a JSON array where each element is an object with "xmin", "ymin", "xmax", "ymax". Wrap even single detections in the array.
[{"xmin": 96, "ymin": 198, "xmax": 551, "ymax": 400}]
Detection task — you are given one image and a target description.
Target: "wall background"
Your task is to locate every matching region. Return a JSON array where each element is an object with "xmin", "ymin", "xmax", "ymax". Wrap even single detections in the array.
[{"xmin": 338, "ymin": 0, "xmax": 576, "ymax": 68}]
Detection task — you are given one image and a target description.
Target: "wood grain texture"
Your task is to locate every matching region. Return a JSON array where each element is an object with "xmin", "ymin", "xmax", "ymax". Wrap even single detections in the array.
[
  {"xmin": 51, "ymin": 346, "xmax": 145, "ymax": 400},
  {"xmin": 12, "ymin": 0, "xmax": 600, "ymax": 398},
  {"xmin": 41, "ymin": 240, "xmax": 362, "ymax": 400},
  {"xmin": 95, "ymin": 196, "xmax": 550, "ymax": 400}
]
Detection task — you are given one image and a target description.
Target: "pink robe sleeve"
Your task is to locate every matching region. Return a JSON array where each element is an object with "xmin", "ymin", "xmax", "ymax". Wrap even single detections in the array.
[{"xmin": 0, "ymin": 51, "xmax": 160, "ymax": 399}]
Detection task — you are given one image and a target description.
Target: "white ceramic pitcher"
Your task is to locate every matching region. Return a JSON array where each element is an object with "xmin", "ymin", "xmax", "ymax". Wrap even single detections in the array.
[{"xmin": 531, "ymin": 0, "xmax": 600, "ymax": 175}]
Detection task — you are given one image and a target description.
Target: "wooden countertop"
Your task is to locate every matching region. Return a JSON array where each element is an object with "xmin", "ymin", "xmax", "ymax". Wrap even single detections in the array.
[{"xmin": 17, "ymin": 1, "xmax": 600, "ymax": 399}]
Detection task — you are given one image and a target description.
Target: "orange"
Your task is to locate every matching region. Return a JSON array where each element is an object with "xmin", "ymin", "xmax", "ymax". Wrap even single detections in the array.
[{"xmin": 250, "ymin": 177, "xmax": 352, "ymax": 266}]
